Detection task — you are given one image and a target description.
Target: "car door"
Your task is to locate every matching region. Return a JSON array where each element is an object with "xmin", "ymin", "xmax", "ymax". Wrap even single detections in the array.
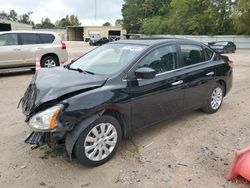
[
  {"xmin": 128, "ymin": 44, "xmax": 185, "ymax": 131},
  {"xmin": 19, "ymin": 33, "xmax": 43, "ymax": 65},
  {"xmin": 0, "ymin": 33, "xmax": 23, "ymax": 68},
  {"xmin": 179, "ymin": 43, "xmax": 216, "ymax": 111}
]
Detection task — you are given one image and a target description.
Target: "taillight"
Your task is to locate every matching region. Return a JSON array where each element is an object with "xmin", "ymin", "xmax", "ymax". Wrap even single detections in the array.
[
  {"xmin": 228, "ymin": 59, "xmax": 234, "ymax": 68},
  {"xmin": 61, "ymin": 41, "xmax": 66, "ymax": 49}
]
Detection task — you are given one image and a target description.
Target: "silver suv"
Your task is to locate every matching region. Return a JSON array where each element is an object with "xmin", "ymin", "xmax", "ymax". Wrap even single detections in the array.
[{"xmin": 0, "ymin": 31, "xmax": 68, "ymax": 69}]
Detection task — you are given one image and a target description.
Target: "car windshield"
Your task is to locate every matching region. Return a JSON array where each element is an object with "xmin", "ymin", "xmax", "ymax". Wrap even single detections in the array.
[
  {"xmin": 70, "ymin": 43, "xmax": 146, "ymax": 75},
  {"xmin": 213, "ymin": 42, "xmax": 228, "ymax": 46}
]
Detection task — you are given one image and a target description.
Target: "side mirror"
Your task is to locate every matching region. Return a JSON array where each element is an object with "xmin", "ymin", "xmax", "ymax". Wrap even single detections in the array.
[{"xmin": 135, "ymin": 67, "xmax": 156, "ymax": 79}]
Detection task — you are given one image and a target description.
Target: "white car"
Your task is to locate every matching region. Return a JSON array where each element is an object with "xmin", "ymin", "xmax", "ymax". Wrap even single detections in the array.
[{"xmin": 0, "ymin": 31, "xmax": 68, "ymax": 69}]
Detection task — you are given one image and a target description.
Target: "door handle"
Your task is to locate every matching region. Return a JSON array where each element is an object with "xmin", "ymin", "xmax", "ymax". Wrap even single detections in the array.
[
  {"xmin": 13, "ymin": 48, "xmax": 21, "ymax": 51},
  {"xmin": 37, "ymin": 47, "xmax": 44, "ymax": 50},
  {"xmin": 171, "ymin": 80, "xmax": 183, "ymax": 86},
  {"xmin": 206, "ymin": 71, "xmax": 215, "ymax": 76}
]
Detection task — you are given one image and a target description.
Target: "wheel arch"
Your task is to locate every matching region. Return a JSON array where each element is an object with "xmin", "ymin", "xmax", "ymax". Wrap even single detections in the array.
[
  {"xmin": 216, "ymin": 79, "xmax": 227, "ymax": 96},
  {"xmin": 65, "ymin": 106, "xmax": 129, "ymax": 160},
  {"xmin": 103, "ymin": 108, "xmax": 129, "ymax": 139},
  {"xmin": 41, "ymin": 53, "xmax": 59, "ymax": 66}
]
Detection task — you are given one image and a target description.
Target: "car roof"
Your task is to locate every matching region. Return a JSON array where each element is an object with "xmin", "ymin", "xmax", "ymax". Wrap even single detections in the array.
[
  {"xmin": 0, "ymin": 30, "xmax": 56, "ymax": 35},
  {"xmin": 114, "ymin": 38, "xmax": 203, "ymax": 46},
  {"xmin": 213, "ymin": 41, "xmax": 233, "ymax": 43}
]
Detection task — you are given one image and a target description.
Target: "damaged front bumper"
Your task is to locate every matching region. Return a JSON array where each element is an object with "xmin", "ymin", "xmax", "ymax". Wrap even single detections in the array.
[
  {"xmin": 25, "ymin": 132, "xmax": 48, "ymax": 146},
  {"xmin": 25, "ymin": 131, "xmax": 67, "ymax": 149}
]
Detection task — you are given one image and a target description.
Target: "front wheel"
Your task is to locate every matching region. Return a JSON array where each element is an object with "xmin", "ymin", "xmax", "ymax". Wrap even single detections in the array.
[
  {"xmin": 73, "ymin": 115, "xmax": 122, "ymax": 167},
  {"xmin": 202, "ymin": 84, "xmax": 224, "ymax": 114}
]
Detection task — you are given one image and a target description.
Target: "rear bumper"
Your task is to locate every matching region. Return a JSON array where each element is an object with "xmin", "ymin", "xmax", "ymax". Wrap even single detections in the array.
[
  {"xmin": 58, "ymin": 50, "xmax": 68, "ymax": 64},
  {"xmin": 225, "ymin": 69, "xmax": 233, "ymax": 95}
]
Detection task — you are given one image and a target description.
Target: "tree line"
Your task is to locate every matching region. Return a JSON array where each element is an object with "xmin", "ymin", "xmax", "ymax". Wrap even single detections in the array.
[
  {"xmin": 122, "ymin": 0, "xmax": 250, "ymax": 35},
  {"xmin": 0, "ymin": 10, "xmax": 81, "ymax": 29},
  {"xmin": 0, "ymin": 10, "xmax": 121, "ymax": 29}
]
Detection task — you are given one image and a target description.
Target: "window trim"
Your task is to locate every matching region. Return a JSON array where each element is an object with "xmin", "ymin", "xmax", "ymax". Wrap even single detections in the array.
[{"xmin": 204, "ymin": 47, "xmax": 215, "ymax": 61}]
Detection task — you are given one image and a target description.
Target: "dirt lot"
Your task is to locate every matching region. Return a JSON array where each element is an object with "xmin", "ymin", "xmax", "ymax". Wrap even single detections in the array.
[{"xmin": 0, "ymin": 43, "xmax": 250, "ymax": 188}]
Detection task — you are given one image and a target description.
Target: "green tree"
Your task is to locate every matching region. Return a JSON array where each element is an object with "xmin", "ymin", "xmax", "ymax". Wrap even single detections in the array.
[
  {"xmin": 140, "ymin": 16, "xmax": 168, "ymax": 34},
  {"xmin": 0, "ymin": 11, "xmax": 8, "ymax": 20},
  {"xmin": 36, "ymin": 18, "xmax": 55, "ymax": 29},
  {"xmin": 233, "ymin": 0, "xmax": 250, "ymax": 35},
  {"xmin": 19, "ymin": 11, "xmax": 33, "ymax": 25},
  {"xmin": 122, "ymin": 0, "xmax": 237, "ymax": 35},
  {"xmin": 56, "ymin": 15, "xmax": 81, "ymax": 28},
  {"xmin": 9, "ymin": 10, "xmax": 18, "ymax": 22},
  {"xmin": 211, "ymin": 0, "xmax": 235, "ymax": 34},
  {"xmin": 103, "ymin": 22, "xmax": 111, "ymax": 26},
  {"xmin": 167, "ymin": 0, "xmax": 219, "ymax": 35},
  {"xmin": 122, "ymin": 0, "xmax": 144, "ymax": 33},
  {"xmin": 115, "ymin": 19, "xmax": 123, "ymax": 27}
]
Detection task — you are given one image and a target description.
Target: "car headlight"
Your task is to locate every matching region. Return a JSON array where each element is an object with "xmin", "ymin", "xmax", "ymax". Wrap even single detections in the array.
[{"xmin": 29, "ymin": 105, "xmax": 62, "ymax": 131}]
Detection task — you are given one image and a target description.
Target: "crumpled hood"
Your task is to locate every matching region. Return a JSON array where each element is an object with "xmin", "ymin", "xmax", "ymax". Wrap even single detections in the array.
[{"xmin": 21, "ymin": 67, "xmax": 108, "ymax": 115}]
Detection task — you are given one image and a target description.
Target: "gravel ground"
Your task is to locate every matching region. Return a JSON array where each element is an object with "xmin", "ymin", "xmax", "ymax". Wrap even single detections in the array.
[{"xmin": 0, "ymin": 43, "xmax": 249, "ymax": 188}]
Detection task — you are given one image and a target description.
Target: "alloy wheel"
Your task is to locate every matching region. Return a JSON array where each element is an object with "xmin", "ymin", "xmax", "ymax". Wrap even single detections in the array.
[
  {"xmin": 84, "ymin": 123, "xmax": 118, "ymax": 161},
  {"xmin": 44, "ymin": 59, "xmax": 56, "ymax": 68},
  {"xmin": 211, "ymin": 87, "xmax": 223, "ymax": 110}
]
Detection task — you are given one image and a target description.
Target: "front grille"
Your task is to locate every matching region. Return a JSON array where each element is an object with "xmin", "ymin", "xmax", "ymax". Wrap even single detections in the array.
[{"xmin": 22, "ymin": 83, "xmax": 37, "ymax": 115}]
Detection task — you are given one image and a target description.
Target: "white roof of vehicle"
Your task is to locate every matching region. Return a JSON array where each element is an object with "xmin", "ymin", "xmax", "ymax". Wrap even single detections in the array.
[{"xmin": 0, "ymin": 30, "xmax": 56, "ymax": 35}]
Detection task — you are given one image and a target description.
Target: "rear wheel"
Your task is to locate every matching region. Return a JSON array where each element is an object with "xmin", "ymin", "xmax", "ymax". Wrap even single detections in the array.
[
  {"xmin": 202, "ymin": 84, "xmax": 224, "ymax": 114},
  {"xmin": 73, "ymin": 115, "xmax": 122, "ymax": 167},
  {"xmin": 41, "ymin": 56, "xmax": 59, "ymax": 68}
]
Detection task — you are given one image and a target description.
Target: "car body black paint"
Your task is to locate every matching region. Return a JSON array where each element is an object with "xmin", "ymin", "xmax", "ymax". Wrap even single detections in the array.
[{"xmin": 21, "ymin": 39, "xmax": 233, "ymax": 156}]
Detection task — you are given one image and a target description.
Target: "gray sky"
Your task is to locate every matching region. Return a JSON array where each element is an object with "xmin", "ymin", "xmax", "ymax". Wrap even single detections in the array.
[{"xmin": 0, "ymin": 0, "xmax": 124, "ymax": 25}]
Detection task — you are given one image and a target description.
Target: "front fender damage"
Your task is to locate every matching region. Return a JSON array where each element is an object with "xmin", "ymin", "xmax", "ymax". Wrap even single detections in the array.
[{"xmin": 65, "ymin": 110, "xmax": 105, "ymax": 160}]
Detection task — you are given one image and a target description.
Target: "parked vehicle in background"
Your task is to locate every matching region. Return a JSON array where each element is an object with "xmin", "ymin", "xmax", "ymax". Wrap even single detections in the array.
[
  {"xmin": 89, "ymin": 37, "xmax": 109, "ymax": 46},
  {"xmin": 21, "ymin": 39, "xmax": 233, "ymax": 167},
  {"xmin": 109, "ymin": 36, "xmax": 121, "ymax": 42},
  {"xmin": 0, "ymin": 31, "xmax": 68, "ymax": 69},
  {"xmin": 208, "ymin": 41, "xmax": 236, "ymax": 54}
]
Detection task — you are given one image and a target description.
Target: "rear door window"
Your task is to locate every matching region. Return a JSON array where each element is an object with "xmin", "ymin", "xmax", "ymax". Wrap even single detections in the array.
[
  {"xmin": 180, "ymin": 45, "xmax": 206, "ymax": 66},
  {"xmin": 39, "ymin": 34, "xmax": 55, "ymax": 44},
  {"xmin": 19, "ymin": 33, "xmax": 40, "ymax": 45},
  {"xmin": 0, "ymin": 34, "xmax": 18, "ymax": 46}
]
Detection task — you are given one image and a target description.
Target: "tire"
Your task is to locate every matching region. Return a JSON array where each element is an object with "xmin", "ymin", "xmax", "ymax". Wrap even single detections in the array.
[
  {"xmin": 202, "ymin": 83, "xmax": 224, "ymax": 114},
  {"xmin": 41, "ymin": 56, "xmax": 59, "ymax": 68},
  {"xmin": 73, "ymin": 115, "xmax": 122, "ymax": 167}
]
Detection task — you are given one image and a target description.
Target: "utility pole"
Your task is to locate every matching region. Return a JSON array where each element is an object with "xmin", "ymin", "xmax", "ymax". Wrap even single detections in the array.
[{"xmin": 94, "ymin": 0, "xmax": 97, "ymax": 21}]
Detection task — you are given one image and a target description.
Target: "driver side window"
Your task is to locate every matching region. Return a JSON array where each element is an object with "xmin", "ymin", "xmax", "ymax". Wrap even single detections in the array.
[{"xmin": 137, "ymin": 45, "xmax": 178, "ymax": 74}]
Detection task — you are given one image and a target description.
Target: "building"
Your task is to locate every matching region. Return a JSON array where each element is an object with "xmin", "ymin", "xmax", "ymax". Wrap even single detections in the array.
[
  {"xmin": 0, "ymin": 19, "xmax": 32, "ymax": 31},
  {"xmin": 67, "ymin": 26, "xmax": 127, "ymax": 41}
]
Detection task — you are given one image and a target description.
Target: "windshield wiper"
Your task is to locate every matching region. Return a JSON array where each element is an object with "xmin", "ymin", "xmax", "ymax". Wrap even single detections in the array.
[{"xmin": 65, "ymin": 65, "xmax": 95, "ymax": 75}]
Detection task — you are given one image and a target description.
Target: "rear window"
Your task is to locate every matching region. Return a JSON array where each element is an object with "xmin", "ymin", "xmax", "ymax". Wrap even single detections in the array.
[
  {"xmin": 180, "ymin": 45, "xmax": 206, "ymax": 66},
  {"xmin": 19, "ymin": 33, "xmax": 40, "ymax": 45},
  {"xmin": 19, "ymin": 33, "xmax": 55, "ymax": 45},
  {"xmin": 39, "ymin": 34, "xmax": 55, "ymax": 44}
]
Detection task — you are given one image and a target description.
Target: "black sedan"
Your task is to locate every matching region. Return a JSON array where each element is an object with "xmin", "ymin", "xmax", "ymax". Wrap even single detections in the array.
[
  {"xmin": 208, "ymin": 41, "xmax": 236, "ymax": 54},
  {"xmin": 89, "ymin": 37, "xmax": 109, "ymax": 46},
  {"xmin": 21, "ymin": 39, "xmax": 233, "ymax": 166}
]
